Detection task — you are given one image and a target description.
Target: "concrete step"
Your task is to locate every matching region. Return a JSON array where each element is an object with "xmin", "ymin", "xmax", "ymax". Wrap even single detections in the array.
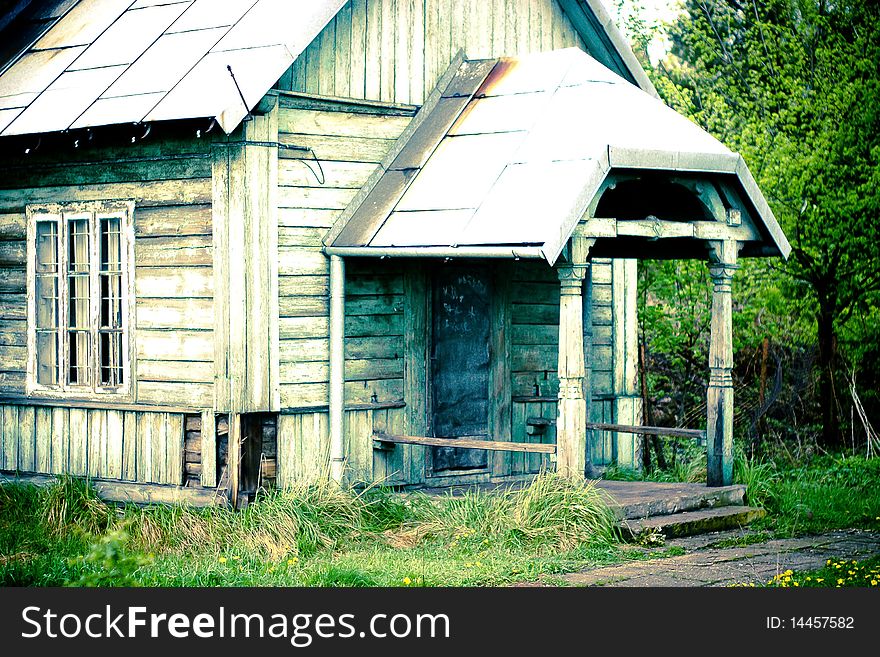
[
  {"xmin": 594, "ymin": 480, "xmax": 747, "ymax": 519},
  {"xmin": 620, "ymin": 506, "xmax": 767, "ymax": 540}
]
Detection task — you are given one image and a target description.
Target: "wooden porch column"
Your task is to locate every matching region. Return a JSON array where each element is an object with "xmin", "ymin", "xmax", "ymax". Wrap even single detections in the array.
[
  {"xmin": 556, "ymin": 238, "xmax": 593, "ymax": 478},
  {"xmin": 707, "ymin": 241, "xmax": 738, "ymax": 486}
]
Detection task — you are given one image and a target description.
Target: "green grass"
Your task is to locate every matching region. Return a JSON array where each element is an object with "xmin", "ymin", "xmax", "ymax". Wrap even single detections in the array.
[{"xmin": 0, "ymin": 473, "xmax": 628, "ymax": 587}]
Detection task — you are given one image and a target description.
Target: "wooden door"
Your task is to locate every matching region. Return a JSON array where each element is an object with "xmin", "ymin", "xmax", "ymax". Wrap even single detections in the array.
[{"xmin": 430, "ymin": 265, "xmax": 491, "ymax": 472}]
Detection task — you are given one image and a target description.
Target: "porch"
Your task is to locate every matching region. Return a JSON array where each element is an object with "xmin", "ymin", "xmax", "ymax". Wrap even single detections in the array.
[{"xmin": 321, "ymin": 49, "xmax": 790, "ymax": 490}]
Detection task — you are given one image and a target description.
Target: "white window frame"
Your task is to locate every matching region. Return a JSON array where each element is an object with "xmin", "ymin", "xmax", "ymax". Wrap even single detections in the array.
[{"xmin": 25, "ymin": 201, "xmax": 136, "ymax": 400}]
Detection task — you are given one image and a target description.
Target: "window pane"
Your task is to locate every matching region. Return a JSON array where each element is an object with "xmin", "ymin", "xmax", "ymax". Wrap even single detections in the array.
[
  {"xmin": 99, "ymin": 331, "xmax": 123, "ymax": 386},
  {"xmin": 36, "ymin": 332, "xmax": 58, "ymax": 386},
  {"xmin": 100, "ymin": 217, "xmax": 121, "ymax": 273},
  {"xmin": 35, "ymin": 275, "xmax": 57, "ymax": 329},
  {"xmin": 67, "ymin": 274, "xmax": 90, "ymax": 329},
  {"xmin": 67, "ymin": 218, "xmax": 89, "ymax": 274},
  {"xmin": 100, "ymin": 273, "xmax": 122, "ymax": 329},
  {"xmin": 67, "ymin": 330, "xmax": 90, "ymax": 385},
  {"xmin": 36, "ymin": 221, "xmax": 58, "ymax": 273}
]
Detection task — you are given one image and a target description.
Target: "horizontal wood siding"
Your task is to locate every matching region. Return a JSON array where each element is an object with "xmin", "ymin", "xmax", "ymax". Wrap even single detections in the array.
[
  {"xmin": 0, "ymin": 136, "xmax": 213, "ymax": 408},
  {"xmin": 280, "ymin": 0, "xmax": 587, "ymax": 105},
  {"xmin": 277, "ymin": 103, "xmax": 411, "ymax": 409},
  {"xmin": 0, "ymin": 403, "xmax": 185, "ymax": 485}
]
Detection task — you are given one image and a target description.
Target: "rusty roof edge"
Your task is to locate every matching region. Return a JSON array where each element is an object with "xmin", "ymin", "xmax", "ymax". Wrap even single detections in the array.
[{"xmin": 323, "ymin": 49, "xmax": 491, "ymax": 249}]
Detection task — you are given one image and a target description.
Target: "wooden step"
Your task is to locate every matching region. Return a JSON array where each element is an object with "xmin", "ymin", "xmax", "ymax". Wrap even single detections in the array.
[
  {"xmin": 594, "ymin": 480, "xmax": 747, "ymax": 519},
  {"xmin": 620, "ymin": 506, "xmax": 767, "ymax": 540}
]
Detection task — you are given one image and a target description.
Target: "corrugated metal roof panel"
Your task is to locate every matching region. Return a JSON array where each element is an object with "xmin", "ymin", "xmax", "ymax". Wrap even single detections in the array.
[
  {"xmin": 32, "ymin": 0, "xmax": 130, "ymax": 50},
  {"xmin": 68, "ymin": 3, "xmax": 191, "ymax": 71},
  {"xmin": 0, "ymin": 46, "xmax": 85, "ymax": 110},
  {"xmin": 102, "ymin": 27, "xmax": 228, "ymax": 98},
  {"xmin": 4, "ymin": 65, "xmax": 126, "ymax": 135},
  {"xmin": 166, "ymin": 0, "xmax": 255, "ymax": 33},
  {"xmin": 0, "ymin": 0, "xmax": 347, "ymax": 137}
]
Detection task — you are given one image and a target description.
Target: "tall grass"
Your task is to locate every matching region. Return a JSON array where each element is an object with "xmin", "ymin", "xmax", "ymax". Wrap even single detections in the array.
[{"xmin": 0, "ymin": 473, "xmax": 621, "ymax": 586}]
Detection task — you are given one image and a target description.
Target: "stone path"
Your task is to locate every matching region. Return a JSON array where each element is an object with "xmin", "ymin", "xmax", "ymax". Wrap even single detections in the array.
[{"xmin": 560, "ymin": 529, "xmax": 880, "ymax": 587}]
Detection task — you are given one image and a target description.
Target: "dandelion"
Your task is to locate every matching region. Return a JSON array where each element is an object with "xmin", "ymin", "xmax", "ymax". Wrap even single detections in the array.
[
  {"xmin": 465, "ymin": 562, "xmax": 473, "ymax": 568},
  {"xmin": 403, "ymin": 577, "xmax": 412, "ymax": 586},
  {"xmin": 232, "ymin": 555, "xmax": 241, "ymax": 561},
  {"xmin": 476, "ymin": 561, "xmax": 482, "ymax": 567},
  {"xmin": 287, "ymin": 558, "xmax": 297, "ymax": 566},
  {"xmin": 872, "ymin": 580, "xmax": 878, "ymax": 586},
  {"xmin": 816, "ymin": 578, "xmax": 823, "ymax": 583},
  {"xmin": 218, "ymin": 556, "xmax": 227, "ymax": 563},
  {"xmin": 837, "ymin": 578, "xmax": 845, "ymax": 585}
]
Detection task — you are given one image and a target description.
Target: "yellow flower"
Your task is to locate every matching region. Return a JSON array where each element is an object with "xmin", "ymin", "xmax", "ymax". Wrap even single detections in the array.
[
  {"xmin": 872, "ymin": 580, "xmax": 878, "ymax": 586},
  {"xmin": 465, "ymin": 562, "xmax": 473, "ymax": 568},
  {"xmin": 232, "ymin": 555, "xmax": 241, "ymax": 561},
  {"xmin": 816, "ymin": 578, "xmax": 823, "ymax": 583},
  {"xmin": 837, "ymin": 578, "xmax": 845, "ymax": 585},
  {"xmin": 218, "ymin": 556, "xmax": 227, "ymax": 563},
  {"xmin": 403, "ymin": 577, "xmax": 412, "ymax": 586},
  {"xmin": 287, "ymin": 559, "xmax": 297, "ymax": 566},
  {"xmin": 476, "ymin": 561, "xmax": 482, "ymax": 567}
]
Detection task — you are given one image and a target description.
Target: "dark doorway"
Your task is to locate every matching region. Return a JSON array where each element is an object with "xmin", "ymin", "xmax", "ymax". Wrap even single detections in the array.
[{"xmin": 430, "ymin": 265, "xmax": 491, "ymax": 472}]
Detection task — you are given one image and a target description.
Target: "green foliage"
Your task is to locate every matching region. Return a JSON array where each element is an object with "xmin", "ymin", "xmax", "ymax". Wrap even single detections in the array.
[
  {"xmin": 630, "ymin": 0, "xmax": 880, "ymax": 450},
  {"xmin": 67, "ymin": 528, "xmax": 152, "ymax": 587},
  {"xmin": 761, "ymin": 556, "xmax": 880, "ymax": 588}
]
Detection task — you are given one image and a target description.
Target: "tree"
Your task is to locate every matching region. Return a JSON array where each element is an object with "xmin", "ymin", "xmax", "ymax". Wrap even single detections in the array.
[{"xmin": 653, "ymin": 0, "xmax": 880, "ymax": 449}]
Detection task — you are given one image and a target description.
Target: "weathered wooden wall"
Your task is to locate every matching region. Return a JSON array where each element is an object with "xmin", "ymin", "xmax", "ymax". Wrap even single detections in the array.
[
  {"xmin": 278, "ymin": 0, "xmax": 587, "ymax": 105},
  {"xmin": 0, "ymin": 132, "xmax": 214, "ymax": 408},
  {"xmin": 0, "ymin": 402, "xmax": 184, "ymax": 485},
  {"xmin": 276, "ymin": 97, "xmax": 414, "ymax": 409}
]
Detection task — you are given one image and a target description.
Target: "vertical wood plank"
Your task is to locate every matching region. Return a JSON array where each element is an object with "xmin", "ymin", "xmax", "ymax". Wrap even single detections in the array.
[
  {"xmin": 2, "ymin": 405, "xmax": 18, "ymax": 470},
  {"xmin": 68, "ymin": 408, "xmax": 88, "ymax": 476},
  {"xmin": 318, "ymin": 16, "xmax": 337, "ymax": 97},
  {"xmin": 335, "ymin": 2, "xmax": 352, "ymax": 98},
  {"xmin": 491, "ymin": 0, "xmax": 506, "ymax": 57},
  {"xmin": 410, "ymin": 0, "xmax": 425, "ymax": 103},
  {"xmin": 18, "ymin": 405, "xmax": 35, "ymax": 472},
  {"xmin": 165, "ymin": 413, "xmax": 184, "ymax": 486},
  {"xmin": 380, "ymin": 0, "xmax": 396, "ymax": 102},
  {"xmin": 394, "ymin": 0, "xmax": 411, "ymax": 103},
  {"xmin": 149, "ymin": 412, "xmax": 164, "ymax": 484},
  {"xmin": 350, "ymin": 0, "xmax": 368, "ymax": 98},
  {"xmin": 424, "ymin": 0, "xmax": 440, "ymax": 95},
  {"xmin": 122, "ymin": 411, "xmax": 138, "ymax": 481},
  {"xmin": 490, "ymin": 265, "xmax": 512, "ymax": 476},
  {"xmin": 50, "ymin": 407, "xmax": 68, "ymax": 474},
  {"xmin": 136, "ymin": 412, "xmax": 152, "ymax": 483},
  {"xmin": 437, "ymin": 0, "xmax": 452, "ymax": 74},
  {"xmin": 35, "ymin": 406, "xmax": 52, "ymax": 473},
  {"xmin": 212, "ymin": 141, "xmax": 231, "ymax": 411},
  {"xmin": 345, "ymin": 409, "xmax": 373, "ymax": 484},
  {"xmin": 403, "ymin": 266, "xmax": 427, "ymax": 485},
  {"xmin": 106, "ymin": 410, "xmax": 123, "ymax": 480},
  {"xmin": 228, "ymin": 413, "xmax": 241, "ymax": 504},
  {"xmin": 88, "ymin": 409, "xmax": 106, "ymax": 479},
  {"xmin": 200, "ymin": 409, "xmax": 217, "ymax": 487},
  {"xmin": 365, "ymin": 0, "xmax": 383, "ymax": 100}
]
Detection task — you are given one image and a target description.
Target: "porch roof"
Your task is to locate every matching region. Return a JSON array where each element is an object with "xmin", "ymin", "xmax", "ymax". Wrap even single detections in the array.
[
  {"xmin": 325, "ymin": 49, "xmax": 790, "ymax": 264},
  {"xmin": 0, "ymin": 0, "xmax": 346, "ymax": 136}
]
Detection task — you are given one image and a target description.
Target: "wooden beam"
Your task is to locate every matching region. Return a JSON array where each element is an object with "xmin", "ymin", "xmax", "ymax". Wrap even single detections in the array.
[
  {"xmin": 586, "ymin": 423, "xmax": 705, "ymax": 439},
  {"xmin": 577, "ymin": 218, "xmax": 760, "ymax": 243},
  {"xmin": 555, "ymin": 237, "xmax": 593, "ymax": 477},
  {"xmin": 372, "ymin": 432, "xmax": 556, "ymax": 454},
  {"xmin": 0, "ymin": 472, "xmax": 227, "ymax": 507},
  {"xmin": 706, "ymin": 240, "xmax": 738, "ymax": 486}
]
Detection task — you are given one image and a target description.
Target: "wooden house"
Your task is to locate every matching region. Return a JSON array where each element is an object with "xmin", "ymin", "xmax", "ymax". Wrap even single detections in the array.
[{"xmin": 0, "ymin": 0, "xmax": 789, "ymax": 506}]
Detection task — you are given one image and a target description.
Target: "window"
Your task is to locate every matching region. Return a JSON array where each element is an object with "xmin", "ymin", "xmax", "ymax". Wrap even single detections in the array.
[{"xmin": 26, "ymin": 202, "xmax": 134, "ymax": 397}]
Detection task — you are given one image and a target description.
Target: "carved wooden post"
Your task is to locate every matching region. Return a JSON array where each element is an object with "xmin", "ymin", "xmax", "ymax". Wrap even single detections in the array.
[
  {"xmin": 707, "ymin": 241, "xmax": 738, "ymax": 486},
  {"xmin": 556, "ymin": 237, "xmax": 593, "ymax": 478}
]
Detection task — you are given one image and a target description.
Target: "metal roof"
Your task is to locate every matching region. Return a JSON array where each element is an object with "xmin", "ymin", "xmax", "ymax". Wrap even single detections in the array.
[
  {"xmin": 325, "ymin": 49, "xmax": 790, "ymax": 263},
  {"xmin": 0, "ymin": 0, "xmax": 347, "ymax": 136}
]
